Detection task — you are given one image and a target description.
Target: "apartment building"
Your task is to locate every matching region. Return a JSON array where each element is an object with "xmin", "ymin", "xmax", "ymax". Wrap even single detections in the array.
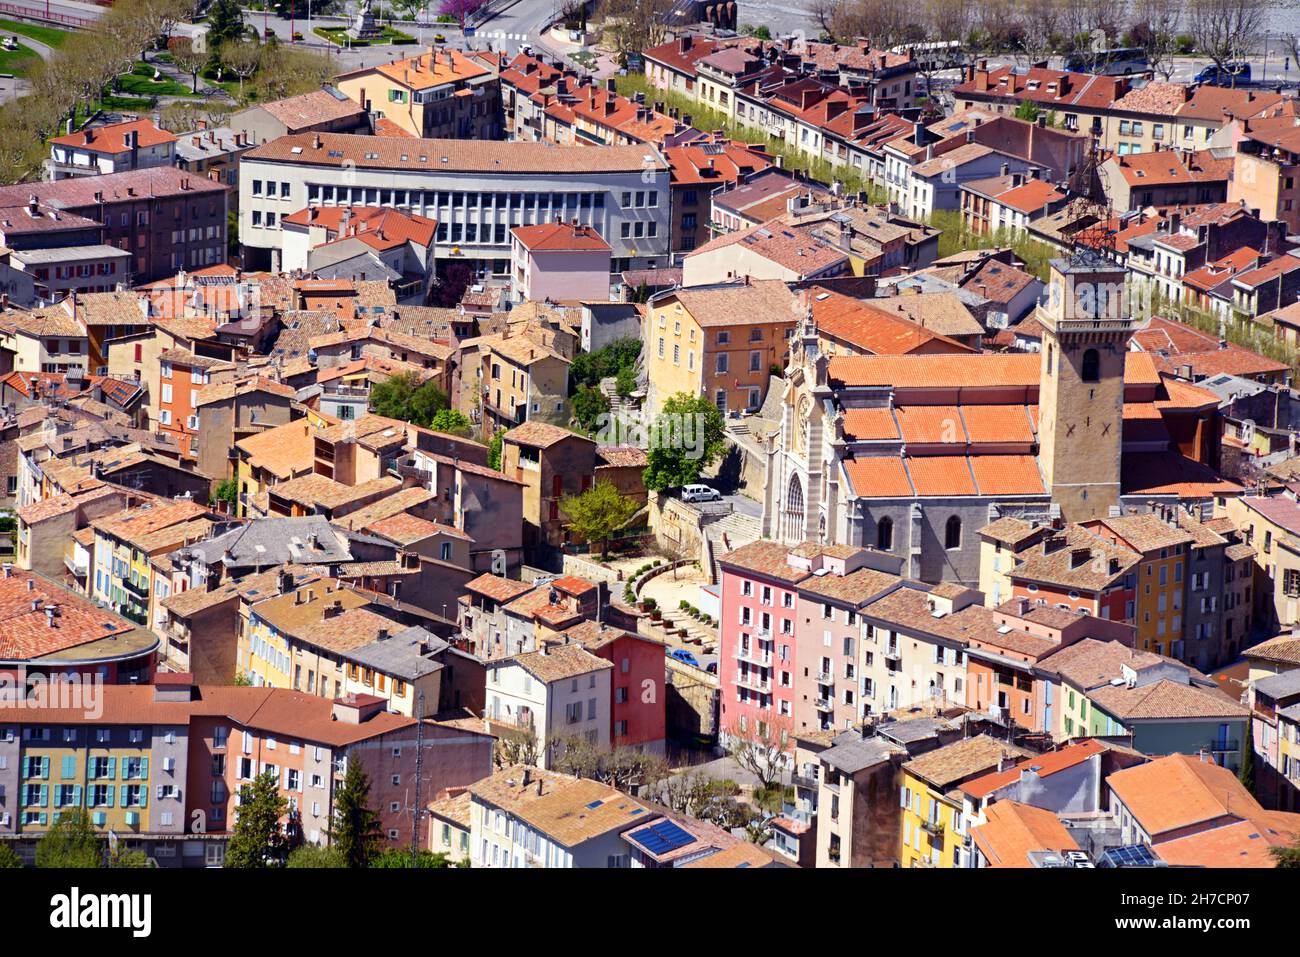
[
  {"xmin": 0, "ymin": 166, "xmax": 229, "ymax": 282},
  {"xmin": 336, "ymin": 47, "xmax": 502, "ymax": 140},
  {"xmin": 643, "ymin": 279, "xmax": 799, "ymax": 417},
  {"xmin": 46, "ymin": 118, "xmax": 177, "ymax": 180},
  {"xmin": 510, "ymin": 220, "xmax": 611, "ymax": 303},
  {"xmin": 0, "ymin": 678, "xmax": 494, "ymax": 862},
  {"xmin": 238, "ymin": 134, "xmax": 670, "ymax": 277},
  {"xmin": 483, "ymin": 643, "xmax": 613, "ymax": 769}
]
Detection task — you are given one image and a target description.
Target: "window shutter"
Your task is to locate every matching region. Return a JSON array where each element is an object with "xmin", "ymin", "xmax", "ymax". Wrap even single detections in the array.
[
  {"xmin": 61, "ymin": 756, "xmax": 74, "ymax": 779},
  {"xmin": 107, "ymin": 757, "xmax": 117, "ymax": 779},
  {"xmin": 120, "ymin": 786, "xmax": 129, "ymax": 808},
  {"xmin": 39, "ymin": 784, "xmax": 48, "ymax": 807},
  {"xmin": 139, "ymin": 786, "xmax": 147, "ymax": 809},
  {"xmin": 72, "ymin": 785, "xmax": 81, "ymax": 807},
  {"xmin": 105, "ymin": 785, "xmax": 115, "ymax": 807},
  {"xmin": 140, "ymin": 757, "xmax": 149, "ymax": 778},
  {"xmin": 40, "ymin": 756, "xmax": 49, "ymax": 779}
]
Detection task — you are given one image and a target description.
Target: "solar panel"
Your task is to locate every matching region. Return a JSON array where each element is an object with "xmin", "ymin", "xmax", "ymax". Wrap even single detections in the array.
[
  {"xmin": 585, "ymin": 800, "xmax": 603, "ymax": 809},
  {"xmin": 635, "ymin": 820, "xmax": 694, "ymax": 856},
  {"xmin": 1100, "ymin": 844, "xmax": 1157, "ymax": 868}
]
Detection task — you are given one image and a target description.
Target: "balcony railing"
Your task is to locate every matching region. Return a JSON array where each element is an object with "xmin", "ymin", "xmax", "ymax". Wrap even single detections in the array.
[
  {"xmin": 736, "ymin": 645, "xmax": 772, "ymax": 667},
  {"xmin": 1205, "ymin": 740, "xmax": 1240, "ymax": 754},
  {"xmin": 814, "ymin": 697, "xmax": 833, "ymax": 712},
  {"xmin": 735, "ymin": 672, "xmax": 771, "ymax": 693},
  {"xmin": 815, "ymin": 670, "xmax": 834, "ymax": 684},
  {"xmin": 922, "ymin": 820, "xmax": 945, "ymax": 839},
  {"xmin": 791, "ymin": 773, "xmax": 819, "ymax": 790}
]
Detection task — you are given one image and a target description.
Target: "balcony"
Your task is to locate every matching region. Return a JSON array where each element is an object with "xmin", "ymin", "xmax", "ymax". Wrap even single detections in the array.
[
  {"xmin": 815, "ymin": 670, "xmax": 834, "ymax": 685},
  {"xmin": 814, "ymin": 697, "xmax": 833, "ymax": 712},
  {"xmin": 1205, "ymin": 740, "xmax": 1240, "ymax": 754},
  {"xmin": 735, "ymin": 672, "xmax": 771, "ymax": 694},
  {"xmin": 122, "ymin": 576, "xmax": 149, "ymax": 598},
  {"xmin": 791, "ymin": 773, "xmax": 819, "ymax": 790},
  {"xmin": 736, "ymin": 645, "xmax": 772, "ymax": 667},
  {"xmin": 884, "ymin": 643, "xmax": 901, "ymax": 660},
  {"xmin": 922, "ymin": 819, "xmax": 945, "ymax": 839}
]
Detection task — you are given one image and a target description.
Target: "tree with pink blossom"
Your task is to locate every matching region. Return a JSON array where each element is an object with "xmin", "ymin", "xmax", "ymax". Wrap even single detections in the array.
[{"xmin": 438, "ymin": 0, "xmax": 487, "ymax": 30}]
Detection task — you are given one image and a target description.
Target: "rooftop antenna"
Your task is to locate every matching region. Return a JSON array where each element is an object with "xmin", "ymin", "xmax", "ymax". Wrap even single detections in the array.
[{"xmin": 410, "ymin": 688, "xmax": 426, "ymax": 867}]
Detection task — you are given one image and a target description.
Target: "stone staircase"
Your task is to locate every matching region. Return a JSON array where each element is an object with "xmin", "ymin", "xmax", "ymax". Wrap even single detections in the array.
[{"xmin": 703, "ymin": 510, "xmax": 762, "ymax": 583}]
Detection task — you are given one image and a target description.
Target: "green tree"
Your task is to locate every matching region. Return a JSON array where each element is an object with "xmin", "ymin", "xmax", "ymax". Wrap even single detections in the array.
[
  {"xmin": 206, "ymin": 0, "xmax": 250, "ymax": 54},
  {"xmin": 329, "ymin": 762, "xmax": 383, "ymax": 868},
  {"xmin": 487, "ymin": 428, "xmax": 505, "ymax": 470},
  {"xmin": 561, "ymin": 481, "xmax": 639, "ymax": 558},
  {"xmin": 211, "ymin": 478, "xmax": 238, "ymax": 508},
  {"xmin": 429, "ymin": 408, "xmax": 472, "ymax": 437},
  {"xmin": 1273, "ymin": 834, "xmax": 1300, "ymax": 867},
  {"xmin": 371, "ymin": 847, "xmax": 457, "ymax": 868},
  {"xmin": 614, "ymin": 365, "xmax": 637, "ymax": 398},
  {"xmin": 0, "ymin": 843, "xmax": 22, "ymax": 868},
  {"xmin": 643, "ymin": 393, "xmax": 726, "ymax": 492},
  {"xmin": 287, "ymin": 844, "xmax": 346, "ymax": 868},
  {"xmin": 35, "ymin": 809, "xmax": 102, "ymax": 868},
  {"xmin": 570, "ymin": 337, "xmax": 641, "ymax": 390},
  {"xmin": 369, "ymin": 372, "xmax": 450, "ymax": 428},
  {"xmin": 571, "ymin": 384, "xmax": 610, "ymax": 433},
  {"xmin": 1013, "ymin": 99, "xmax": 1041, "ymax": 122},
  {"xmin": 225, "ymin": 770, "xmax": 290, "ymax": 868},
  {"xmin": 1238, "ymin": 722, "xmax": 1256, "ymax": 793},
  {"xmin": 110, "ymin": 848, "xmax": 151, "ymax": 868}
]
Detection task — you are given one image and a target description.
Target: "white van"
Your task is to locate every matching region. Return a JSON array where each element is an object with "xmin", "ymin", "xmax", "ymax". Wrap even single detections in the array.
[{"xmin": 681, "ymin": 484, "xmax": 721, "ymax": 503}]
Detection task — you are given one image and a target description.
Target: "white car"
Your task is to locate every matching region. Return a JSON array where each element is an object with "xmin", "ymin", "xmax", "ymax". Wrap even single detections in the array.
[{"xmin": 681, "ymin": 484, "xmax": 721, "ymax": 503}]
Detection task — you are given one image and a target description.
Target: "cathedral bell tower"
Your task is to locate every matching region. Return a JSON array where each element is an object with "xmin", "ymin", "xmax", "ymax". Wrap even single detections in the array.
[{"xmin": 1037, "ymin": 250, "xmax": 1136, "ymax": 522}]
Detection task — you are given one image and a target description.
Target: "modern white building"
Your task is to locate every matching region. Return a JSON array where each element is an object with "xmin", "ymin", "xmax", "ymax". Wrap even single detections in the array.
[
  {"xmin": 484, "ymin": 643, "xmax": 612, "ymax": 769},
  {"xmin": 238, "ymin": 133, "xmax": 671, "ymax": 279}
]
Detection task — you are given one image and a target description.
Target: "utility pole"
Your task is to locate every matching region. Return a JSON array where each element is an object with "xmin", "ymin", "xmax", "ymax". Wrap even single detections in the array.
[{"xmin": 410, "ymin": 689, "xmax": 426, "ymax": 866}]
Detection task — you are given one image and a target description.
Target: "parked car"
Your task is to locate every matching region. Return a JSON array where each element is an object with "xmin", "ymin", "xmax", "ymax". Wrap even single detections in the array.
[
  {"xmin": 681, "ymin": 483, "xmax": 721, "ymax": 503},
  {"xmin": 705, "ymin": 661, "xmax": 718, "ymax": 675},
  {"xmin": 1195, "ymin": 62, "xmax": 1251, "ymax": 85},
  {"xmin": 668, "ymin": 648, "xmax": 700, "ymax": 668}
]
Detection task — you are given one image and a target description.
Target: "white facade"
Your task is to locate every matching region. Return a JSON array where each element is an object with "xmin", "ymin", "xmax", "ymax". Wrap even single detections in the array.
[
  {"xmin": 484, "ymin": 656, "xmax": 611, "ymax": 768},
  {"xmin": 238, "ymin": 140, "xmax": 670, "ymax": 276}
]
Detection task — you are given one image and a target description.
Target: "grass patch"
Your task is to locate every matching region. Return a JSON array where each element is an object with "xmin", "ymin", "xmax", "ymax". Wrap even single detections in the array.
[
  {"xmin": 0, "ymin": 18, "xmax": 69, "ymax": 49},
  {"xmin": 114, "ymin": 61, "xmax": 195, "ymax": 98},
  {"xmin": 0, "ymin": 41, "xmax": 41, "ymax": 77},
  {"xmin": 930, "ymin": 210, "xmax": 1060, "ymax": 281},
  {"xmin": 313, "ymin": 25, "xmax": 415, "ymax": 47}
]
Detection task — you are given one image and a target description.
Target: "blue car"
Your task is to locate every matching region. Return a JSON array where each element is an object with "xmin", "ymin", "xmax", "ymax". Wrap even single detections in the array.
[
  {"xmin": 667, "ymin": 648, "xmax": 700, "ymax": 668},
  {"xmin": 1195, "ymin": 63, "xmax": 1251, "ymax": 85}
]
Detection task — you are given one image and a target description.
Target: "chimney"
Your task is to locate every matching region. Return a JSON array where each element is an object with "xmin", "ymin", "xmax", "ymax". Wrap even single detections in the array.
[
  {"xmin": 313, "ymin": 133, "xmax": 323, "ymax": 149},
  {"xmin": 974, "ymin": 60, "xmax": 989, "ymax": 92},
  {"xmin": 45, "ymin": 606, "xmax": 55, "ymax": 628}
]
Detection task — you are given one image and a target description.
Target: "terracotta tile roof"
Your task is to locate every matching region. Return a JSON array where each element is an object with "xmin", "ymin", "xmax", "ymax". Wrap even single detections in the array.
[
  {"xmin": 664, "ymin": 139, "xmax": 773, "ymax": 188},
  {"xmin": 1041, "ymin": 638, "xmax": 1164, "ymax": 689},
  {"xmin": 1120, "ymin": 451, "xmax": 1240, "ymax": 498},
  {"xmin": 92, "ymin": 500, "xmax": 208, "ymax": 546},
  {"xmin": 1091, "ymin": 513, "xmax": 1194, "ymax": 553},
  {"xmin": 902, "ymin": 734, "xmax": 1033, "ymax": 790},
  {"xmin": 1113, "ymin": 81, "xmax": 1189, "ymax": 115},
  {"xmin": 665, "ymin": 279, "xmax": 800, "ymax": 328},
  {"xmin": 906, "ymin": 454, "xmax": 977, "ymax": 496},
  {"xmin": 595, "ymin": 446, "xmax": 648, "ymax": 468},
  {"xmin": 163, "ymin": 566, "xmax": 319, "ymax": 619},
  {"xmin": 1088, "ymin": 677, "xmax": 1246, "ymax": 721},
  {"xmin": 894, "ymin": 405, "xmax": 965, "ymax": 444},
  {"xmin": 841, "ymin": 456, "xmax": 913, "ymax": 497},
  {"xmin": 358, "ymin": 47, "xmax": 491, "ymax": 91},
  {"xmin": 51, "ymin": 118, "xmax": 176, "ymax": 153},
  {"xmin": 1009, "ymin": 530, "xmax": 1139, "ymax": 592},
  {"xmin": 1154, "ymin": 816, "xmax": 1300, "ymax": 867},
  {"xmin": 978, "ymin": 516, "xmax": 1042, "ymax": 547},
  {"xmin": 252, "ymin": 88, "xmax": 366, "ymax": 132},
  {"xmin": 953, "ymin": 66, "xmax": 1128, "ymax": 110},
  {"xmin": 246, "ymin": 133, "xmax": 665, "ymax": 174},
  {"xmin": 1107, "ymin": 753, "xmax": 1269, "ymax": 839},
  {"xmin": 1108, "ymin": 148, "xmax": 1232, "ymax": 187},
  {"xmin": 509, "ymin": 643, "xmax": 612, "ymax": 683},
  {"xmin": 829, "ymin": 353, "xmax": 1040, "ymax": 389},
  {"xmin": 971, "ymin": 800, "xmax": 1079, "ymax": 866},
  {"xmin": 511, "ymin": 221, "xmax": 611, "ymax": 253},
  {"xmin": 687, "ymin": 220, "xmax": 846, "ymax": 277},
  {"xmin": 717, "ymin": 540, "xmax": 808, "ymax": 583},
  {"xmin": 968, "ymin": 454, "xmax": 1046, "ymax": 495},
  {"xmin": 0, "ymin": 165, "xmax": 224, "ymax": 210},
  {"xmin": 1244, "ymin": 632, "xmax": 1300, "ymax": 667},
  {"xmin": 0, "ymin": 568, "xmax": 141, "ymax": 661},
  {"xmin": 812, "ymin": 288, "xmax": 972, "ymax": 353},
  {"xmin": 469, "ymin": 766, "xmax": 649, "ymax": 847},
  {"xmin": 503, "ymin": 420, "xmax": 587, "ymax": 449},
  {"xmin": 334, "ymin": 487, "xmax": 435, "ymax": 531},
  {"xmin": 236, "ymin": 420, "xmax": 319, "ymax": 481},
  {"xmin": 272, "ymin": 474, "xmax": 401, "ymax": 511},
  {"xmin": 365, "ymin": 512, "xmax": 458, "ymax": 545},
  {"xmin": 961, "ymin": 405, "xmax": 1036, "ymax": 444},
  {"xmin": 463, "ymin": 573, "xmax": 534, "ymax": 604},
  {"xmin": 840, "ymin": 407, "xmax": 899, "ymax": 441}
]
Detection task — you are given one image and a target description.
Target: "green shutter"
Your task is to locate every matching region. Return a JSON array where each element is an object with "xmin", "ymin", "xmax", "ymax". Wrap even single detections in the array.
[
  {"xmin": 138, "ymin": 786, "xmax": 147, "ymax": 809},
  {"xmin": 40, "ymin": 756, "xmax": 49, "ymax": 779},
  {"xmin": 106, "ymin": 757, "xmax": 116, "ymax": 779},
  {"xmin": 105, "ymin": 785, "xmax": 114, "ymax": 807},
  {"xmin": 139, "ymin": 757, "xmax": 149, "ymax": 779},
  {"xmin": 120, "ymin": 785, "xmax": 129, "ymax": 808},
  {"xmin": 61, "ymin": 756, "xmax": 74, "ymax": 779},
  {"xmin": 71, "ymin": 785, "xmax": 81, "ymax": 807},
  {"xmin": 38, "ymin": 784, "xmax": 47, "ymax": 807}
]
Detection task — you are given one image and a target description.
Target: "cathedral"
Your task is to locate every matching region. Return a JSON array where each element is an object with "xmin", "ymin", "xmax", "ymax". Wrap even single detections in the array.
[{"xmin": 759, "ymin": 250, "xmax": 1238, "ymax": 585}]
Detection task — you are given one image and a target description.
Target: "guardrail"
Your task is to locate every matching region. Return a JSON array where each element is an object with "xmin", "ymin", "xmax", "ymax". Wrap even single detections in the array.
[{"xmin": 0, "ymin": 2, "xmax": 95, "ymax": 28}]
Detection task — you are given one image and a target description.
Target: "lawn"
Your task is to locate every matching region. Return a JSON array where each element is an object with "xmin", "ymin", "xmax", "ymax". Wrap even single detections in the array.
[
  {"xmin": 313, "ymin": 25, "xmax": 415, "ymax": 47},
  {"xmin": 0, "ymin": 41, "xmax": 41, "ymax": 77},
  {"xmin": 113, "ymin": 61, "xmax": 195, "ymax": 98},
  {"xmin": 0, "ymin": 18, "xmax": 69, "ymax": 49}
]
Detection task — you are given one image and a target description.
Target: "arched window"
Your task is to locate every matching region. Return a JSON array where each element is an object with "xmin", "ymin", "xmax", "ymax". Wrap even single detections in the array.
[
  {"xmin": 877, "ymin": 516, "xmax": 893, "ymax": 551},
  {"xmin": 1081, "ymin": 347, "xmax": 1100, "ymax": 383},
  {"xmin": 784, "ymin": 474, "xmax": 805, "ymax": 542},
  {"xmin": 944, "ymin": 515, "xmax": 962, "ymax": 551}
]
